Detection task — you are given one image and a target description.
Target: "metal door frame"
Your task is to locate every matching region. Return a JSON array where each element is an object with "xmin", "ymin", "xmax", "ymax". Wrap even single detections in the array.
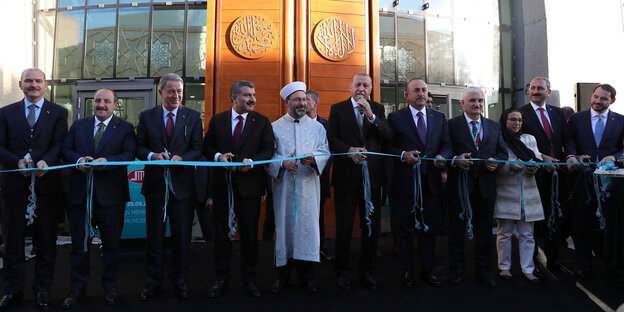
[{"xmin": 73, "ymin": 79, "xmax": 157, "ymax": 121}]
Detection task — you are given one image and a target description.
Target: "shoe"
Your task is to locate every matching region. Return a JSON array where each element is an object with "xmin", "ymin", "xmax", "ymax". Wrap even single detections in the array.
[
  {"xmin": 104, "ymin": 286, "xmax": 119, "ymax": 305},
  {"xmin": 174, "ymin": 284, "xmax": 189, "ymax": 300},
  {"xmin": 245, "ymin": 281, "xmax": 261, "ymax": 297},
  {"xmin": 36, "ymin": 291, "xmax": 50, "ymax": 308},
  {"xmin": 421, "ymin": 268, "xmax": 441, "ymax": 287},
  {"xmin": 477, "ymin": 272, "xmax": 497, "ymax": 287},
  {"xmin": 523, "ymin": 273, "xmax": 542, "ymax": 285},
  {"xmin": 547, "ymin": 260, "xmax": 575, "ymax": 276},
  {"xmin": 499, "ymin": 270, "xmax": 512, "ymax": 281},
  {"xmin": 207, "ymin": 280, "xmax": 227, "ymax": 298},
  {"xmin": 0, "ymin": 292, "xmax": 23, "ymax": 309},
  {"xmin": 139, "ymin": 285, "xmax": 159, "ymax": 302},
  {"xmin": 448, "ymin": 272, "xmax": 462, "ymax": 285},
  {"xmin": 360, "ymin": 272, "xmax": 377, "ymax": 290},
  {"xmin": 301, "ymin": 277, "xmax": 318, "ymax": 293},
  {"xmin": 337, "ymin": 274, "xmax": 351, "ymax": 290},
  {"xmin": 576, "ymin": 269, "xmax": 592, "ymax": 280},
  {"xmin": 271, "ymin": 278, "xmax": 287, "ymax": 294},
  {"xmin": 402, "ymin": 270, "xmax": 416, "ymax": 288},
  {"xmin": 320, "ymin": 249, "xmax": 334, "ymax": 262},
  {"xmin": 61, "ymin": 291, "xmax": 84, "ymax": 309}
]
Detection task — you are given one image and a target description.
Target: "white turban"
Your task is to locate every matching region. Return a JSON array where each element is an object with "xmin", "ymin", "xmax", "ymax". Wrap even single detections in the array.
[{"xmin": 280, "ymin": 81, "xmax": 306, "ymax": 100}]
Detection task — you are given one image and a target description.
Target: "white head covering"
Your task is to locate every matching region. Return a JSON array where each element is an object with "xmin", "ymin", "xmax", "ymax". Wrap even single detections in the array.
[{"xmin": 280, "ymin": 81, "xmax": 306, "ymax": 100}]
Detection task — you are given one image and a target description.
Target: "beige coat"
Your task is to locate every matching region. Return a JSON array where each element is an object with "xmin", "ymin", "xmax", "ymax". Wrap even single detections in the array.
[{"xmin": 494, "ymin": 134, "xmax": 545, "ymax": 222}]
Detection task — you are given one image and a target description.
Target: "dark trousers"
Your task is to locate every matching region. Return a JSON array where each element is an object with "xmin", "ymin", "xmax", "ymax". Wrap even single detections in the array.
[
  {"xmin": 533, "ymin": 170, "xmax": 568, "ymax": 264},
  {"xmin": 277, "ymin": 260, "xmax": 314, "ymax": 281},
  {"xmin": 212, "ymin": 195, "xmax": 261, "ymax": 283},
  {"xmin": 390, "ymin": 186, "xmax": 440, "ymax": 270},
  {"xmin": 448, "ymin": 183, "xmax": 495, "ymax": 275},
  {"xmin": 145, "ymin": 195, "xmax": 194, "ymax": 287},
  {"xmin": 334, "ymin": 186, "xmax": 381, "ymax": 276},
  {"xmin": 67, "ymin": 201, "xmax": 125, "ymax": 292},
  {"xmin": 569, "ymin": 169, "xmax": 604, "ymax": 270},
  {"xmin": 1, "ymin": 192, "xmax": 57, "ymax": 294}
]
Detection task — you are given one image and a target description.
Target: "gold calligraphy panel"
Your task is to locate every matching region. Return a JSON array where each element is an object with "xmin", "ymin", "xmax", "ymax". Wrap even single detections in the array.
[
  {"xmin": 229, "ymin": 14, "xmax": 277, "ymax": 59},
  {"xmin": 313, "ymin": 16, "xmax": 357, "ymax": 62}
]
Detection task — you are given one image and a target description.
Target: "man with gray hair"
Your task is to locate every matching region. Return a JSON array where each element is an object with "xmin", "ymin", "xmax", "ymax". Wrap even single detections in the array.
[
  {"xmin": 203, "ymin": 80, "xmax": 274, "ymax": 297},
  {"xmin": 446, "ymin": 86, "xmax": 507, "ymax": 287},
  {"xmin": 136, "ymin": 73, "xmax": 204, "ymax": 301}
]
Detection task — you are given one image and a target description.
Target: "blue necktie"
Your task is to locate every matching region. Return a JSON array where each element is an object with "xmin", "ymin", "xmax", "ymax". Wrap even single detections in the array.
[{"xmin": 594, "ymin": 115, "xmax": 604, "ymax": 147}]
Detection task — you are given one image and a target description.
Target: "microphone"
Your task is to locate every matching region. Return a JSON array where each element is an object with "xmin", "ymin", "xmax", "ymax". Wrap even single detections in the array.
[{"xmin": 356, "ymin": 94, "xmax": 364, "ymax": 114}]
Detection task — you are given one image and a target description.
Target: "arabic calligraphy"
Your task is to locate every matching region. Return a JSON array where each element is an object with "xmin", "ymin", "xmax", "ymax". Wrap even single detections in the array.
[
  {"xmin": 230, "ymin": 14, "xmax": 276, "ymax": 59},
  {"xmin": 313, "ymin": 17, "xmax": 357, "ymax": 61}
]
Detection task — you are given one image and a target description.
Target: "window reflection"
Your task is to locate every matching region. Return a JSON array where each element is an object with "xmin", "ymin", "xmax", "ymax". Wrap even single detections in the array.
[
  {"xmin": 185, "ymin": 83, "xmax": 206, "ymax": 128},
  {"xmin": 54, "ymin": 9, "xmax": 85, "ymax": 79},
  {"xmin": 380, "ymin": 85, "xmax": 397, "ymax": 114},
  {"xmin": 397, "ymin": 14, "xmax": 425, "ymax": 82},
  {"xmin": 151, "ymin": 7, "xmax": 185, "ymax": 77},
  {"xmin": 53, "ymin": 84, "xmax": 75, "ymax": 125},
  {"xmin": 58, "ymin": 0, "xmax": 85, "ymax": 8},
  {"xmin": 426, "ymin": 17, "xmax": 454, "ymax": 84},
  {"xmin": 87, "ymin": 0, "xmax": 117, "ymax": 5},
  {"xmin": 186, "ymin": 8, "xmax": 207, "ymax": 77},
  {"xmin": 455, "ymin": 20, "xmax": 494, "ymax": 87},
  {"xmin": 379, "ymin": 13, "xmax": 395, "ymax": 81},
  {"xmin": 36, "ymin": 11, "xmax": 55, "ymax": 77},
  {"xmin": 37, "ymin": 0, "xmax": 56, "ymax": 10},
  {"xmin": 425, "ymin": 0, "xmax": 452, "ymax": 16},
  {"xmin": 454, "ymin": 0, "xmax": 499, "ymax": 25},
  {"xmin": 84, "ymin": 8, "xmax": 116, "ymax": 78},
  {"xmin": 117, "ymin": 6, "xmax": 150, "ymax": 78}
]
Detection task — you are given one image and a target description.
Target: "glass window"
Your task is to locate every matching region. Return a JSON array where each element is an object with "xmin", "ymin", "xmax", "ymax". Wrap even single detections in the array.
[
  {"xmin": 186, "ymin": 8, "xmax": 207, "ymax": 77},
  {"xmin": 36, "ymin": 0, "xmax": 57, "ymax": 10},
  {"xmin": 153, "ymin": 0, "xmax": 186, "ymax": 2},
  {"xmin": 36, "ymin": 11, "xmax": 56, "ymax": 77},
  {"xmin": 396, "ymin": 14, "xmax": 425, "ymax": 82},
  {"xmin": 454, "ymin": 0, "xmax": 499, "ymax": 25},
  {"xmin": 380, "ymin": 85, "xmax": 397, "ymax": 114},
  {"xmin": 54, "ymin": 9, "xmax": 85, "ymax": 79},
  {"xmin": 425, "ymin": 0, "xmax": 451, "ymax": 16},
  {"xmin": 151, "ymin": 7, "xmax": 185, "ymax": 77},
  {"xmin": 487, "ymin": 89, "xmax": 501, "ymax": 120},
  {"xmin": 84, "ymin": 96, "xmax": 144, "ymax": 126},
  {"xmin": 431, "ymin": 95, "xmax": 448, "ymax": 115},
  {"xmin": 84, "ymin": 8, "xmax": 116, "ymax": 78},
  {"xmin": 184, "ymin": 83, "xmax": 206, "ymax": 129},
  {"xmin": 379, "ymin": 12, "xmax": 395, "ymax": 82},
  {"xmin": 398, "ymin": 1, "xmax": 424, "ymax": 12},
  {"xmin": 451, "ymin": 98, "xmax": 462, "ymax": 118},
  {"xmin": 58, "ymin": 0, "xmax": 86, "ymax": 7},
  {"xmin": 117, "ymin": 6, "xmax": 150, "ymax": 77},
  {"xmin": 119, "ymin": 0, "xmax": 150, "ymax": 3},
  {"xmin": 455, "ymin": 20, "xmax": 496, "ymax": 88},
  {"xmin": 426, "ymin": 17, "xmax": 453, "ymax": 84},
  {"xmin": 87, "ymin": 0, "xmax": 118, "ymax": 5},
  {"xmin": 378, "ymin": 0, "xmax": 396, "ymax": 10},
  {"xmin": 53, "ymin": 84, "xmax": 75, "ymax": 125}
]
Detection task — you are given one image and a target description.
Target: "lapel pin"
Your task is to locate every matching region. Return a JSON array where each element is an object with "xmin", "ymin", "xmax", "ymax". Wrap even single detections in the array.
[{"xmin": 46, "ymin": 110, "xmax": 50, "ymax": 114}]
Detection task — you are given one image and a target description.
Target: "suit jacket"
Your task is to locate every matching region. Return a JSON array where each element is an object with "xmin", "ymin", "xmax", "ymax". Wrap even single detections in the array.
[
  {"xmin": 386, "ymin": 107, "xmax": 452, "ymax": 195},
  {"xmin": 565, "ymin": 109, "xmax": 624, "ymax": 161},
  {"xmin": 519, "ymin": 103, "xmax": 567, "ymax": 159},
  {"xmin": 0, "ymin": 99, "xmax": 68, "ymax": 195},
  {"xmin": 447, "ymin": 115, "xmax": 508, "ymax": 198},
  {"xmin": 327, "ymin": 98, "xmax": 392, "ymax": 190},
  {"xmin": 317, "ymin": 115, "xmax": 332, "ymax": 200},
  {"xmin": 62, "ymin": 115, "xmax": 136, "ymax": 206},
  {"xmin": 136, "ymin": 105, "xmax": 203, "ymax": 201},
  {"xmin": 203, "ymin": 109, "xmax": 274, "ymax": 198}
]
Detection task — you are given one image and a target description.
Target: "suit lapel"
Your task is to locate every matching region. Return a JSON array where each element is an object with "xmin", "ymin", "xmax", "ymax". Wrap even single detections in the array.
[
  {"xmin": 546, "ymin": 105, "xmax": 560, "ymax": 137},
  {"xmin": 238, "ymin": 110, "xmax": 254, "ymax": 150},
  {"xmin": 401, "ymin": 107, "xmax": 421, "ymax": 147},
  {"xmin": 458, "ymin": 117, "xmax": 478, "ymax": 153},
  {"xmin": 171, "ymin": 106, "xmax": 187, "ymax": 144},
  {"xmin": 12, "ymin": 101, "xmax": 31, "ymax": 144},
  {"xmin": 525, "ymin": 105, "xmax": 547, "ymax": 138},
  {"xmin": 31, "ymin": 100, "xmax": 55, "ymax": 143},
  {"xmin": 344, "ymin": 100, "xmax": 363, "ymax": 144},
  {"xmin": 156, "ymin": 106, "xmax": 168, "ymax": 148},
  {"xmin": 600, "ymin": 111, "xmax": 617, "ymax": 147},
  {"xmin": 95, "ymin": 116, "xmax": 118, "ymax": 155}
]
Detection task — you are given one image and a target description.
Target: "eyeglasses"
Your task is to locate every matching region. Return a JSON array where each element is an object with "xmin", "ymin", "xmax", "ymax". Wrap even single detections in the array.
[
  {"xmin": 426, "ymin": 100, "xmax": 433, "ymax": 104},
  {"xmin": 508, "ymin": 118, "xmax": 523, "ymax": 123},
  {"xmin": 288, "ymin": 97, "xmax": 308, "ymax": 104}
]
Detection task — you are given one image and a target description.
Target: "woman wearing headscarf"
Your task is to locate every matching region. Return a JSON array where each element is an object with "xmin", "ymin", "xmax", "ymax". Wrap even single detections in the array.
[{"xmin": 495, "ymin": 108, "xmax": 544, "ymax": 284}]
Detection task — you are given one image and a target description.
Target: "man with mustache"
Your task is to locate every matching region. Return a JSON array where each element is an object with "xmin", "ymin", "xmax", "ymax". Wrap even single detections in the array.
[
  {"xmin": 447, "ymin": 86, "xmax": 507, "ymax": 287},
  {"xmin": 386, "ymin": 78, "xmax": 451, "ymax": 287},
  {"xmin": 60, "ymin": 88, "xmax": 136, "ymax": 307},
  {"xmin": 519, "ymin": 77, "xmax": 574, "ymax": 276},
  {"xmin": 267, "ymin": 82, "xmax": 329, "ymax": 293},
  {"xmin": 327, "ymin": 73, "xmax": 391, "ymax": 290},
  {"xmin": 136, "ymin": 73, "xmax": 204, "ymax": 301},
  {"xmin": 203, "ymin": 80, "xmax": 274, "ymax": 297},
  {"xmin": 0, "ymin": 68, "xmax": 68, "ymax": 309}
]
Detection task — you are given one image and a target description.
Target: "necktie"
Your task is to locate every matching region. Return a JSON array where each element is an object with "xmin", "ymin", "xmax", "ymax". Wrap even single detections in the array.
[
  {"xmin": 356, "ymin": 108, "xmax": 364, "ymax": 138},
  {"xmin": 233, "ymin": 115, "xmax": 244, "ymax": 149},
  {"xmin": 94, "ymin": 122, "xmax": 104, "ymax": 151},
  {"xmin": 416, "ymin": 111, "xmax": 426, "ymax": 145},
  {"xmin": 537, "ymin": 107, "xmax": 555, "ymax": 157},
  {"xmin": 27, "ymin": 104, "xmax": 36, "ymax": 128},
  {"xmin": 166, "ymin": 112, "xmax": 174, "ymax": 138},
  {"xmin": 594, "ymin": 115, "xmax": 605, "ymax": 147},
  {"xmin": 470, "ymin": 120, "xmax": 480, "ymax": 148}
]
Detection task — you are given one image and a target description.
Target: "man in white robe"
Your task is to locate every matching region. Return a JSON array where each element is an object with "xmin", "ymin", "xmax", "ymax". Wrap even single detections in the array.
[{"xmin": 267, "ymin": 81, "xmax": 329, "ymax": 293}]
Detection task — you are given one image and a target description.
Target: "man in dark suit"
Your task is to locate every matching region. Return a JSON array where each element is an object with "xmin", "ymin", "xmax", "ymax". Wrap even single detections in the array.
[
  {"xmin": 136, "ymin": 73, "xmax": 203, "ymax": 300},
  {"xmin": 565, "ymin": 83, "xmax": 624, "ymax": 280},
  {"xmin": 203, "ymin": 80, "xmax": 274, "ymax": 298},
  {"xmin": 305, "ymin": 90, "xmax": 334, "ymax": 261},
  {"xmin": 386, "ymin": 79, "xmax": 451, "ymax": 288},
  {"xmin": 447, "ymin": 86, "xmax": 508, "ymax": 287},
  {"xmin": 327, "ymin": 73, "xmax": 392, "ymax": 290},
  {"xmin": 0, "ymin": 68, "xmax": 68, "ymax": 309},
  {"xmin": 519, "ymin": 77, "xmax": 574, "ymax": 276},
  {"xmin": 60, "ymin": 88, "xmax": 136, "ymax": 307}
]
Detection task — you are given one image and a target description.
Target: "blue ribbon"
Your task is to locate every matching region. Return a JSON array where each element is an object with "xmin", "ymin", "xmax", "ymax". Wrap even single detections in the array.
[
  {"xmin": 457, "ymin": 170, "xmax": 474, "ymax": 240},
  {"xmin": 591, "ymin": 162, "xmax": 617, "ymax": 231},
  {"xmin": 361, "ymin": 160, "xmax": 375, "ymax": 237},
  {"xmin": 161, "ymin": 149, "xmax": 177, "ymax": 223},
  {"xmin": 411, "ymin": 163, "xmax": 428, "ymax": 232},
  {"xmin": 547, "ymin": 170, "xmax": 563, "ymax": 239},
  {"xmin": 225, "ymin": 170, "xmax": 237, "ymax": 240},
  {"xmin": 84, "ymin": 170, "xmax": 96, "ymax": 252},
  {"xmin": 23, "ymin": 153, "xmax": 37, "ymax": 225}
]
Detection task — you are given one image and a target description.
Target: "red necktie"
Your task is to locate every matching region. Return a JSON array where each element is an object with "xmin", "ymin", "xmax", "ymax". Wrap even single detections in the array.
[
  {"xmin": 233, "ymin": 115, "xmax": 244, "ymax": 149},
  {"xmin": 470, "ymin": 120, "xmax": 480, "ymax": 148},
  {"xmin": 166, "ymin": 112, "xmax": 174, "ymax": 138},
  {"xmin": 537, "ymin": 107, "xmax": 555, "ymax": 157}
]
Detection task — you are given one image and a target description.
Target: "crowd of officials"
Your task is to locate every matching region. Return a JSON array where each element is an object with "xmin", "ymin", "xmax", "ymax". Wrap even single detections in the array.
[{"xmin": 0, "ymin": 68, "xmax": 622, "ymax": 310}]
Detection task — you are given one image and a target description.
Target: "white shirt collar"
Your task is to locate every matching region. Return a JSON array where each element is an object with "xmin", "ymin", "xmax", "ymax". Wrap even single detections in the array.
[
  {"xmin": 231, "ymin": 108, "xmax": 249, "ymax": 121},
  {"xmin": 408, "ymin": 105, "xmax": 426, "ymax": 118},
  {"xmin": 591, "ymin": 108, "xmax": 609, "ymax": 119},
  {"xmin": 350, "ymin": 97, "xmax": 360, "ymax": 108},
  {"xmin": 94, "ymin": 114, "xmax": 114, "ymax": 127},
  {"xmin": 24, "ymin": 97, "xmax": 44, "ymax": 109},
  {"xmin": 163, "ymin": 106, "xmax": 179, "ymax": 118},
  {"xmin": 530, "ymin": 102, "xmax": 547, "ymax": 111},
  {"xmin": 464, "ymin": 113, "xmax": 481, "ymax": 124}
]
